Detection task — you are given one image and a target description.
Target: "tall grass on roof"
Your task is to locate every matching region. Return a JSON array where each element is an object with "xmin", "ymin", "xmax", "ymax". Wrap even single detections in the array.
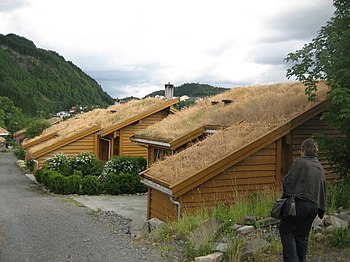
[
  {"xmin": 144, "ymin": 82, "xmax": 328, "ymax": 185},
  {"xmin": 24, "ymin": 98, "xmax": 165, "ymax": 153},
  {"xmin": 138, "ymin": 82, "xmax": 325, "ymax": 142}
]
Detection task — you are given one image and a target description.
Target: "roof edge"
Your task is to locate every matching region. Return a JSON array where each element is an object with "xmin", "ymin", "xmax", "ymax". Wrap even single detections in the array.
[
  {"xmin": 22, "ymin": 131, "xmax": 58, "ymax": 150},
  {"xmin": 100, "ymin": 98, "xmax": 179, "ymax": 137}
]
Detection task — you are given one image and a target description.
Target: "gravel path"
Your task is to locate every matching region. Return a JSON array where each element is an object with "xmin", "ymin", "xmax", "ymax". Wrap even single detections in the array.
[{"xmin": 0, "ymin": 152, "xmax": 163, "ymax": 262}]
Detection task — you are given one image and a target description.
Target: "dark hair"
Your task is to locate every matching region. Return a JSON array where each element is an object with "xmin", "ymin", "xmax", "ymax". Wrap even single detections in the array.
[{"xmin": 301, "ymin": 138, "xmax": 318, "ymax": 157}]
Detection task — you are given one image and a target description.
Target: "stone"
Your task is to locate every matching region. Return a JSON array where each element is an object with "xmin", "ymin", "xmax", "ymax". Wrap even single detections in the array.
[
  {"xmin": 213, "ymin": 242, "xmax": 229, "ymax": 253},
  {"xmin": 312, "ymin": 215, "xmax": 324, "ymax": 227},
  {"xmin": 324, "ymin": 215, "xmax": 349, "ymax": 228},
  {"xmin": 313, "ymin": 225, "xmax": 323, "ymax": 234},
  {"xmin": 194, "ymin": 252, "xmax": 224, "ymax": 262},
  {"xmin": 240, "ymin": 238, "xmax": 270, "ymax": 261},
  {"xmin": 189, "ymin": 218, "xmax": 221, "ymax": 251},
  {"xmin": 130, "ymin": 216, "xmax": 149, "ymax": 238},
  {"xmin": 148, "ymin": 218, "xmax": 166, "ymax": 232},
  {"xmin": 335, "ymin": 213, "xmax": 350, "ymax": 223},
  {"xmin": 236, "ymin": 225, "xmax": 254, "ymax": 235}
]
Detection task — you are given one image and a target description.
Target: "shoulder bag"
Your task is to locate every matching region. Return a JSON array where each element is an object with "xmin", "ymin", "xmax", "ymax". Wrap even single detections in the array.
[{"xmin": 271, "ymin": 196, "xmax": 296, "ymax": 219}]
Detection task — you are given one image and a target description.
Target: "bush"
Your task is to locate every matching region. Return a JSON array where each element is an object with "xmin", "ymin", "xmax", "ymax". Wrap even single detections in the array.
[
  {"xmin": 327, "ymin": 178, "xmax": 350, "ymax": 211},
  {"xmin": 101, "ymin": 156, "xmax": 147, "ymax": 178},
  {"xmin": 81, "ymin": 175, "xmax": 99, "ymax": 195},
  {"xmin": 325, "ymin": 226, "xmax": 350, "ymax": 248},
  {"xmin": 103, "ymin": 172, "xmax": 146, "ymax": 195},
  {"xmin": 34, "ymin": 167, "xmax": 45, "ymax": 184},
  {"xmin": 13, "ymin": 145, "xmax": 26, "ymax": 160},
  {"xmin": 45, "ymin": 153, "xmax": 72, "ymax": 176},
  {"xmin": 103, "ymin": 173, "xmax": 121, "ymax": 195},
  {"xmin": 47, "ymin": 172, "xmax": 66, "ymax": 194},
  {"xmin": 25, "ymin": 158, "xmax": 35, "ymax": 172},
  {"xmin": 71, "ymin": 152, "xmax": 99, "ymax": 177},
  {"xmin": 64, "ymin": 175, "xmax": 82, "ymax": 194}
]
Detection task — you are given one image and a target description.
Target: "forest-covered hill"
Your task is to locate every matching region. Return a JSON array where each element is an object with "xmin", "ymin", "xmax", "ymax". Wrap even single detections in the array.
[
  {"xmin": 145, "ymin": 83, "xmax": 229, "ymax": 98},
  {"xmin": 0, "ymin": 33, "xmax": 113, "ymax": 116}
]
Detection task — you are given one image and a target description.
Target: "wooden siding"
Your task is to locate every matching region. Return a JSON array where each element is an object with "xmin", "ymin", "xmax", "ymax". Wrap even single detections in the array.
[
  {"xmin": 148, "ymin": 188, "xmax": 177, "ymax": 221},
  {"xmin": 291, "ymin": 115, "xmax": 341, "ymax": 179},
  {"xmin": 119, "ymin": 109, "xmax": 169, "ymax": 157},
  {"xmin": 36, "ymin": 133, "xmax": 96, "ymax": 167},
  {"xmin": 163, "ymin": 142, "xmax": 278, "ymax": 218}
]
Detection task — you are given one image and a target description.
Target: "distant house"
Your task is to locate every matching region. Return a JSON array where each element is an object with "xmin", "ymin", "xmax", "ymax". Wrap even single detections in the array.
[
  {"xmin": 0, "ymin": 127, "xmax": 9, "ymax": 150},
  {"xmin": 23, "ymin": 98, "xmax": 179, "ymax": 168},
  {"xmin": 138, "ymin": 82, "xmax": 342, "ymax": 222}
]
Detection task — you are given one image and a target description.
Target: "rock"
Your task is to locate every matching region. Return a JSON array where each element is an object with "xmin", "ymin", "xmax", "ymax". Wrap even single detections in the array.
[
  {"xmin": 213, "ymin": 242, "xmax": 229, "ymax": 253},
  {"xmin": 243, "ymin": 216, "xmax": 256, "ymax": 225},
  {"xmin": 230, "ymin": 224, "xmax": 242, "ymax": 231},
  {"xmin": 189, "ymin": 218, "xmax": 221, "ymax": 251},
  {"xmin": 312, "ymin": 215, "xmax": 324, "ymax": 227},
  {"xmin": 194, "ymin": 252, "xmax": 224, "ymax": 262},
  {"xmin": 148, "ymin": 218, "xmax": 166, "ymax": 232},
  {"xmin": 240, "ymin": 238, "xmax": 270, "ymax": 261},
  {"xmin": 335, "ymin": 213, "xmax": 350, "ymax": 223},
  {"xmin": 236, "ymin": 225, "xmax": 254, "ymax": 235},
  {"xmin": 324, "ymin": 215, "xmax": 349, "ymax": 228},
  {"xmin": 130, "ymin": 216, "xmax": 149, "ymax": 238},
  {"xmin": 313, "ymin": 225, "xmax": 323, "ymax": 234}
]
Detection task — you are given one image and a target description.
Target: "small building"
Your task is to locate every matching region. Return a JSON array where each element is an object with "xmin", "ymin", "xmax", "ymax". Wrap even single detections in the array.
[
  {"xmin": 23, "ymin": 98, "xmax": 179, "ymax": 168},
  {"xmin": 0, "ymin": 127, "xmax": 9, "ymax": 150},
  {"xmin": 139, "ymin": 82, "xmax": 341, "ymax": 222}
]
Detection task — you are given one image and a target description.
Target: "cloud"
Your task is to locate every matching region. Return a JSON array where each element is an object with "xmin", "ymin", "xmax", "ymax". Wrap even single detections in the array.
[
  {"xmin": 261, "ymin": 1, "xmax": 335, "ymax": 43},
  {"xmin": 0, "ymin": 0, "xmax": 28, "ymax": 12}
]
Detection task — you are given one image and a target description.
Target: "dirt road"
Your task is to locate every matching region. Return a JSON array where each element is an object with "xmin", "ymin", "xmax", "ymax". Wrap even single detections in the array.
[{"xmin": 0, "ymin": 152, "xmax": 161, "ymax": 262}]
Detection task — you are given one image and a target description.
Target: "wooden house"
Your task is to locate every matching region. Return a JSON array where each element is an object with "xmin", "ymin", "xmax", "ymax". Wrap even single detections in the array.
[
  {"xmin": 139, "ymin": 83, "xmax": 341, "ymax": 222},
  {"xmin": 131, "ymin": 125, "xmax": 223, "ymax": 165},
  {"xmin": 24, "ymin": 98, "xmax": 179, "ymax": 168}
]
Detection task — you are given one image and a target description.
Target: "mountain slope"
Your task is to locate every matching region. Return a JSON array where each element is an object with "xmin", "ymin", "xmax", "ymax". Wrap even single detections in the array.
[
  {"xmin": 145, "ymin": 83, "xmax": 229, "ymax": 98},
  {"xmin": 0, "ymin": 33, "xmax": 113, "ymax": 116}
]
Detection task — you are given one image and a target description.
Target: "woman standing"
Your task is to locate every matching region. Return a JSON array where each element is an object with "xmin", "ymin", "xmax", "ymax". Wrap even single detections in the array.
[{"xmin": 279, "ymin": 138, "xmax": 326, "ymax": 262}]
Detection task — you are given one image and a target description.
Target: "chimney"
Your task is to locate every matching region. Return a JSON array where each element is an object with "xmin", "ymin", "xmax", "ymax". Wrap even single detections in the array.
[{"xmin": 164, "ymin": 82, "xmax": 174, "ymax": 99}]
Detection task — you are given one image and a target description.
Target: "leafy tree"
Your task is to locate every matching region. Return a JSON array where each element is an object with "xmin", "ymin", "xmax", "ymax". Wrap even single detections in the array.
[
  {"xmin": 25, "ymin": 118, "xmax": 50, "ymax": 139},
  {"xmin": 0, "ymin": 96, "xmax": 27, "ymax": 133},
  {"xmin": 285, "ymin": 0, "xmax": 350, "ymax": 177}
]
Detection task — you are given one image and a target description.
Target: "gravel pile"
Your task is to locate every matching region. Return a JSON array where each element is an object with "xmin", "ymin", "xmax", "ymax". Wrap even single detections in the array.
[{"xmin": 97, "ymin": 211, "xmax": 132, "ymax": 235}]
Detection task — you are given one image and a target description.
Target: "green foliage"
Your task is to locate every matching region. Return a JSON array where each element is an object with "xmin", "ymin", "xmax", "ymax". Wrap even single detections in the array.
[
  {"xmin": 285, "ymin": 0, "xmax": 350, "ymax": 177},
  {"xmin": 45, "ymin": 153, "xmax": 72, "ymax": 176},
  {"xmin": 0, "ymin": 33, "xmax": 113, "ymax": 117},
  {"xmin": 81, "ymin": 175, "xmax": 99, "ymax": 195},
  {"xmin": 326, "ymin": 178, "xmax": 350, "ymax": 211},
  {"xmin": 0, "ymin": 96, "xmax": 28, "ymax": 133},
  {"xmin": 101, "ymin": 156, "xmax": 147, "ymax": 177},
  {"xmin": 71, "ymin": 152, "xmax": 100, "ymax": 177},
  {"xmin": 103, "ymin": 172, "xmax": 146, "ymax": 195},
  {"xmin": 64, "ymin": 175, "xmax": 82, "ymax": 194},
  {"xmin": 25, "ymin": 118, "xmax": 50, "ymax": 139},
  {"xmin": 47, "ymin": 172, "xmax": 66, "ymax": 194},
  {"xmin": 325, "ymin": 226, "xmax": 350, "ymax": 248},
  {"xmin": 146, "ymin": 83, "xmax": 228, "ymax": 98},
  {"xmin": 13, "ymin": 144, "xmax": 26, "ymax": 160},
  {"xmin": 25, "ymin": 158, "xmax": 35, "ymax": 172}
]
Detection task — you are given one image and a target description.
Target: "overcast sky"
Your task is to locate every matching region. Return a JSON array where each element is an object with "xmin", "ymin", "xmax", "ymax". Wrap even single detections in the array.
[{"xmin": 0, "ymin": 0, "xmax": 335, "ymax": 98}]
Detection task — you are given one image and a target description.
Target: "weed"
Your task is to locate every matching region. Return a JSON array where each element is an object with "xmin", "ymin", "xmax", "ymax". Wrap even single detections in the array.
[{"xmin": 325, "ymin": 226, "xmax": 350, "ymax": 248}]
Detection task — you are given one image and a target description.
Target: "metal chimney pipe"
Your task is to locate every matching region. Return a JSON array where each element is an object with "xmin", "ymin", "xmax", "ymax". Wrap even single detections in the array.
[{"xmin": 164, "ymin": 82, "xmax": 174, "ymax": 99}]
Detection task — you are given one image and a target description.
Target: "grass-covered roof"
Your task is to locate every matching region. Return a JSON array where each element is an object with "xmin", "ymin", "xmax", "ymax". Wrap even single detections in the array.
[
  {"xmin": 141, "ymin": 82, "xmax": 328, "ymax": 186},
  {"xmin": 24, "ymin": 98, "xmax": 175, "ymax": 154}
]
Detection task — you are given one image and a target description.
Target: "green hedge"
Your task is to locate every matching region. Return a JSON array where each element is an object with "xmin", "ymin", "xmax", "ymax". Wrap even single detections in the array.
[{"xmin": 103, "ymin": 173, "xmax": 146, "ymax": 195}]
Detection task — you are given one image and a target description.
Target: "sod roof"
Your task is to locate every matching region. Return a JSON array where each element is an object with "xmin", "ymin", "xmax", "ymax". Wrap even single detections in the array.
[
  {"xmin": 24, "ymin": 98, "xmax": 177, "ymax": 154},
  {"xmin": 141, "ymin": 82, "xmax": 329, "ymax": 186}
]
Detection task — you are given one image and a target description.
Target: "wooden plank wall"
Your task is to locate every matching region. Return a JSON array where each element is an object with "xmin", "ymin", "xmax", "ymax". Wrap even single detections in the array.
[
  {"xmin": 37, "ymin": 133, "xmax": 96, "ymax": 167},
  {"xmin": 119, "ymin": 109, "xmax": 169, "ymax": 157},
  {"xmin": 291, "ymin": 115, "xmax": 341, "ymax": 179},
  {"xmin": 177, "ymin": 142, "xmax": 279, "ymax": 213},
  {"xmin": 148, "ymin": 187, "xmax": 177, "ymax": 221}
]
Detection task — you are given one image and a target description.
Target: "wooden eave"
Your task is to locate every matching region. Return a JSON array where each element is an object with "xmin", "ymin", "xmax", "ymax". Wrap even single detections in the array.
[
  {"xmin": 31, "ymin": 125, "xmax": 101, "ymax": 159},
  {"xmin": 132, "ymin": 125, "xmax": 222, "ymax": 150},
  {"xmin": 99, "ymin": 98, "xmax": 179, "ymax": 137},
  {"xmin": 22, "ymin": 131, "xmax": 58, "ymax": 150},
  {"xmin": 142, "ymin": 99, "xmax": 329, "ymax": 198}
]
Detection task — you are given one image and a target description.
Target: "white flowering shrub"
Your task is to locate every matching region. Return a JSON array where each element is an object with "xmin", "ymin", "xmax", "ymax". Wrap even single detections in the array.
[
  {"xmin": 101, "ymin": 156, "xmax": 147, "ymax": 178},
  {"xmin": 45, "ymin": 153, "xmax": 72, "ymax": 176}
]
